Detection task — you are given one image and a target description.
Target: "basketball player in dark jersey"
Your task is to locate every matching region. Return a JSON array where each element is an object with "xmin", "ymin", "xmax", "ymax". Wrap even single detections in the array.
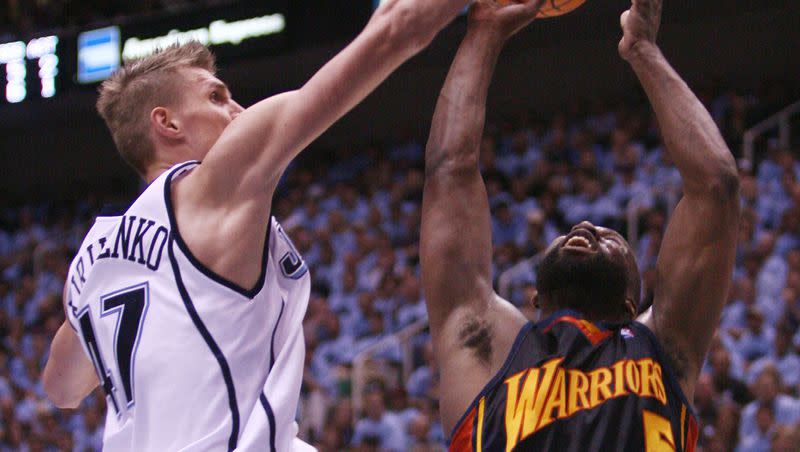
[{"xmin": 420, "ymin": 0, "xmax": 740, "ymax": 450}]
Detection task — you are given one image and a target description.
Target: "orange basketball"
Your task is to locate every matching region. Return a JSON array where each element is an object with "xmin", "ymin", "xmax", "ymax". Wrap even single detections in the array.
[{"xmin": 498, "ymin": 0, "xmax": 589, "ymax": 18}]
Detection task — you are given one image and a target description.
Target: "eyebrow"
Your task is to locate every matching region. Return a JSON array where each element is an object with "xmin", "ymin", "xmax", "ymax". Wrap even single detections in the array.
[{"xmin": 206, "ymin": 80, "xmax": 230, "ymax": 94}]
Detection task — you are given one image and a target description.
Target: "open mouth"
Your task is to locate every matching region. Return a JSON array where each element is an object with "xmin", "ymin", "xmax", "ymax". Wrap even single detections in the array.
[
  {"xmin": 565, "ymin": 236, "xmax": 592, "ymax": 248},
  {"xmin": 562, "ymin": 229, "xmax": 597, "ymax": 251}
]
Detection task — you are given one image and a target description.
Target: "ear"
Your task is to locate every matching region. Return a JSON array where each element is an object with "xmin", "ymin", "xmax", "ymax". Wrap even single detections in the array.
[
  {"xmin": 623, "ymin": 298, "xmax": 637, "ymax": 320},
  {"xmin": 531, "ymin": 291, "xmax": 540, "ymax": 309},
  {"xmin": 150, "ymin": 107, "xmax": 182, "ymax": 139}
]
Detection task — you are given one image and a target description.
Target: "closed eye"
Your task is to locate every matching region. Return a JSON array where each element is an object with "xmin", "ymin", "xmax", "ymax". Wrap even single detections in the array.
[{"xmin": 601, "ymin": 232, "xmax": 625, "ymax": 247}]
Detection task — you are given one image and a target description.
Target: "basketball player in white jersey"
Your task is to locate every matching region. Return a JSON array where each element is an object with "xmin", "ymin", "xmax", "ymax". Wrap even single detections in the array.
[{"xmin": 41, "ymin": 1, "xmax": 471, "ymax": 450}]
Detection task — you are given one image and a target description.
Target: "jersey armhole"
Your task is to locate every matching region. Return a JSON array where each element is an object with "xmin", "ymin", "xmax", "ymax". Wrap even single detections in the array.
[
  {"xmin": 630, "ymin": 321, "xmax": 697, "ymax": 418},
  {"xmin": 447, "ymin": 321, "xmax": 534, "ymax": 443},
  {"xmin": 163, "ymin": 161, "xmax": 272, "ymax": 299}
]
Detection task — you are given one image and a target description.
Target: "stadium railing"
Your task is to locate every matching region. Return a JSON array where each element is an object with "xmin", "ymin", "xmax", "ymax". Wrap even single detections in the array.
[
  {"xmin": 743, "ymin": 99, "xmax": 800, "ymax": 167},
  {"xmin": 352, "ymin": 317, "xmax": 430, "ymax": 422}
]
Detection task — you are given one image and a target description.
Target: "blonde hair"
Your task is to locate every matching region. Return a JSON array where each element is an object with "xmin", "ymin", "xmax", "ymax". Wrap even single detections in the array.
[{"xmin": 96, "ymin": 41, "xmax": 216, "ymax": 176}]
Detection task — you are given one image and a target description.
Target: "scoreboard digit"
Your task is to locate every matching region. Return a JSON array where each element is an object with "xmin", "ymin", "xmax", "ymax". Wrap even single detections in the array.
[
  {"xmin": 0, "ymin": 35, "xmax": 59, "ymax": 104},
  {"xmin": 0, "ymin": 1, "xmax": 288, "ymax": 107}
]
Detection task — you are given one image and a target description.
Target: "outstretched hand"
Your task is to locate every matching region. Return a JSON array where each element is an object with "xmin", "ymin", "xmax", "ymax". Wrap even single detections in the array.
[
  {"xmin": 468, "ymin": 0, "xmax": 544, "ymax": 41},
  {"xmin": 618, "ymin": 0, "xmax": 662, "ymax": 60}
]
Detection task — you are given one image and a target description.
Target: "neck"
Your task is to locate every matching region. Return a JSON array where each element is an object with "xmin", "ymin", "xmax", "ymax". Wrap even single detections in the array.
[
  {"xmin": 539, "ymin": 295, "xmax": 632, "ymax": 324},
  {"xmin": 143, "ymin": 161, "xmax": 175, "ymax": 184}
]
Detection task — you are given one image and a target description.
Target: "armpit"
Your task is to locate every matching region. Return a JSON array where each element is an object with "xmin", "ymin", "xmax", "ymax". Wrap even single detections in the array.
[
  {"xmin": 458, "ymin": 316, "xmax": 493, "ymax": 364},
  {"xmin": 659, "ymin": 336, "xmax": 690, "ymax": 382}
]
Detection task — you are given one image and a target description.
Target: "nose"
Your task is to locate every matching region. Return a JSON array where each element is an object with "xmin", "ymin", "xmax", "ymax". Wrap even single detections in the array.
[
  {"xmin": 229, "ymin": 100, "xmax": 245, "ymax": 119},
  {"xmin": 571, "ymin": 221, "xmax": 597, "ymax": 236}
]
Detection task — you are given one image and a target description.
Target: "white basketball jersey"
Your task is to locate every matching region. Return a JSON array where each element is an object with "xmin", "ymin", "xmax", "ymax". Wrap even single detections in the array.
[{"xmin": 65, "ymin": 162, "xmax": 314, "ymax": 451}]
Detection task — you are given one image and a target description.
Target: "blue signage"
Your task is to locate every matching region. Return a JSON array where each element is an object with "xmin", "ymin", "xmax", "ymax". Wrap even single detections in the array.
[{"xmin": 78, "ymin": 26, "xmax": 121, "ymax": 84}]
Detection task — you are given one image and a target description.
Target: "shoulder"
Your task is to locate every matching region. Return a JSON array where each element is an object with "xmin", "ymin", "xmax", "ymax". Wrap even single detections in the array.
[
  {"xmin": 630, "ymin": 319, "xmax": 692, "ymax": 383},
  {"xmin": 742, "ymin": 400, "xmax": 758, "ymax": 417},
  {"xmin": 776, "ymin": 394, "xmax": 800, "ymax": 410},
  {"xmin": 635, "ymin": 308, "xmax": 692, "ymax": 370}
]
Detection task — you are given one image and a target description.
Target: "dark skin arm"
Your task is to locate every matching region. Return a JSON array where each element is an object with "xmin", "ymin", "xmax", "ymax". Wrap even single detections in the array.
[
  {"xmin": 420, "ymin": 0, "xmax": 542, "ymax": 433},
  {"xmin": 622, "ymin": 0, "xmax": 740, "ymax": 400}
]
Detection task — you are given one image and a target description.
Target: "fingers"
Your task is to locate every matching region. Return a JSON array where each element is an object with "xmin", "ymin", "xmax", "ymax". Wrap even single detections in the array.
[
  {"xmin": 631, "ymin": 0, "xmax": 661, "ymax": 16},
  {"xmin": 505, "ymin": 0, "xmax": 544, "ymax": 16},
  {"xmin": 527, "ymin": 0, "xmax": 546, "ymax": 13}
]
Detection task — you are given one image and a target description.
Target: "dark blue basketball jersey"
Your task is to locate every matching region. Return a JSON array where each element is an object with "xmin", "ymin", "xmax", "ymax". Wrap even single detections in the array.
[{"xmin": 449, "ymin": 310, "xmax": 698, "ymax": 452}]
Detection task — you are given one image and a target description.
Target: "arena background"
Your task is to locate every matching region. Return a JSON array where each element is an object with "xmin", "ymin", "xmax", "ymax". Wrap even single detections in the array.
[
  {"xmin": 2, "ymin": 0, "xmax": 799, "ymax": 200},
  {"xmin": 1, "ymin": 0, "xmax": 799, "ymax": 450}
]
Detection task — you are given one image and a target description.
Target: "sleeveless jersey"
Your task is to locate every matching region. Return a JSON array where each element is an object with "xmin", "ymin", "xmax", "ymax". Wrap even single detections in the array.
[
  {"xmin": 449, "ymin": 310, "xmax": 699, "ymax": 452},
  {"xmin": 64, "ymin": 162, "xmax": 313, "ymax": 451}
]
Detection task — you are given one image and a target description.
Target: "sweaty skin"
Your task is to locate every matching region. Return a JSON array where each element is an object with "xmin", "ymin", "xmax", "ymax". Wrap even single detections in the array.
[{"xmin": 420, "ymin": 0, "xmax": 739, "ymax": 434}]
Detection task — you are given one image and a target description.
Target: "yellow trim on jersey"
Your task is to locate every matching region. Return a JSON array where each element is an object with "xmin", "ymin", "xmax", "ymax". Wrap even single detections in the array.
[
  {"xmin": 476, "ymin": 397, "xmax": 486, "ymax": 451},
  {"xmin": 680, "ymin": 405, "xmax": 686, "ymax": 450}
]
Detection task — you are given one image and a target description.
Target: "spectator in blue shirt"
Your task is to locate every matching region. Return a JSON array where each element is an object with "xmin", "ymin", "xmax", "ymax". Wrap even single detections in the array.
[
  {"xmin": 772, "ymin": 210, "xmax": 800, "ymax": 258},
  {"xmin": 496, "ymin": 131, "xmax": 540, "ymax": 178},
  {"xmin": 736, "ymin": 308, "xmax": 776, "ymax": 362},
  {"xmin": 747, "ymin": 328, "xmax": 800, "ymax": 389},
  {"xmin": 352, "ymin": 384, "xmax": 407, "ymax": 452},
  {"xmin": 707, "ymin": 338, "xmax": 751, "ymax": 405},
  {"xmin": 720, "ymin": 276, "xmax": 756, "ymax": 333},
  {"xmin": 739, "ymin": 366, "xmax": 800, "ymax": 441},
  {"xmin": 354, "ymin": 312, "xmax": 402, "ymax": 363},
  {"xmin": 735, "ymin": 404, "xmax": 775, "ymax": 452},
  {"xmin": 394, "ymin": 273, "xmax": 427, "ymax": 331},
  {"xmin": 558, "ymin": 175, "xmax": 620, "ymax": 226},
  {"xmin": 328, "ymin": 270, "xmax": 359, "ymax": 315},
  {"xmin": 406, "ymin": 342, "xmax": 437, "ymax": 401},
  {"xmin": 491, "ymin": 201, "xmax": 523, "ymax": 246}
]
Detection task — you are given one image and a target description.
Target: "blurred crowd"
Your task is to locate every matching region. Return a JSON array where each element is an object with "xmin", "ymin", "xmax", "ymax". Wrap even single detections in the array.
[
  {"xmin": 0, "ymin": 0, "xmax": 237, "ymax": 37},
  {"xmin": 0, "ymin": 84, "xmax": 799, "ymax": 451}
]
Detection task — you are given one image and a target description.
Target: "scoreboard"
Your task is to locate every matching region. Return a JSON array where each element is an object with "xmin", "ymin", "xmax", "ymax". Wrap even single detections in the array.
[
  {"xmin": 0, "ymin": 1, "xmax": 288, "ymax": 107},
  {"xmin": 0, "ymin": 35, "xmax": 59, "ymax": 104}
]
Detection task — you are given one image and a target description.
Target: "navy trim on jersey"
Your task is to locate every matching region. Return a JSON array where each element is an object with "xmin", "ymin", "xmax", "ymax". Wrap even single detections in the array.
[
  {"xmin": 535, "ymin": 308, "xmax": 587, "ymax": 329},
  {"xmin": 168, "ymin": 238, "xmax": 240, "ymax": 451},
  {"xmin": 269, "ymin": 300, "xmax": 286, "ymax": 371},
  {"xmin": 65, "ymin": 295, "xmax": 80, "ymax": 332},
  {"xmin": 163, "ymin": 161, "xmax": 272, "ymax": 299},
  {"xmin": 260, "ymin": 392, "xmax": 277, "ymax": 452},
  {"xmin": 447, "ymin": 321, "xmax": 534, "ymax": 443},
  {"xmin": 630, "ymin": 321, "xmax": 697, "ymax": 417}
]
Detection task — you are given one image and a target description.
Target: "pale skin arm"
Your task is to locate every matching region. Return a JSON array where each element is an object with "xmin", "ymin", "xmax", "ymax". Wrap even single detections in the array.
[
  {"xmin": 420, "ymin": 0, "xmax": 541, "ymax": 433},
  {"xmin": 172, "ymin": 0, "xmax": 473, "ymax": 290},
  {"xmin": 198, "ymin": 0, "xmax": 469, "ymax": 194},
  {"xmin": 41, "ymin": 0, "xmax": 472, "ymax": 410},
  {"xmin": 42, "ymin": 285, "xmax": 99, "ymax": 409},
  {"xmin": 189, "ymin": 0, "xmax": 472, "ymax": 203},
  {"xmin": 622, "ymin": 0, "xmax": 740, "ymax": 399}
]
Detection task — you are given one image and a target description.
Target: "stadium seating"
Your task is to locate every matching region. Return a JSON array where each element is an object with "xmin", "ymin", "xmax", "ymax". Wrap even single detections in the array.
[{"xmin": 2, "ymin": 89, "xmax": 799, "ymax": 451}]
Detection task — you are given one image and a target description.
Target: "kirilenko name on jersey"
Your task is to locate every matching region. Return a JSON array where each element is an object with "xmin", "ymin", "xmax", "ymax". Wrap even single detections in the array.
[
  {"xmin": 70, "ymin": 215, "xmax": 169, "ymax": 296},
  {"xmin": 504, "ymin": 357, "xmax": 667, "ymax": 451}
]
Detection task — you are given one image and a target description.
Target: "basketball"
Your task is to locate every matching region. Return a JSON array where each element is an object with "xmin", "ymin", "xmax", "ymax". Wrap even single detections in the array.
[{"xmin": 499, "ymin": 0, "xmax": 589, "ymax": 18}]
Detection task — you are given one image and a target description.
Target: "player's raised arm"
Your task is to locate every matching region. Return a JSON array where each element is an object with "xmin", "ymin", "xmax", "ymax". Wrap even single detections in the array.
[
  {"xmin": 194, "ymin": 0, "xmax": 471, "ymax": 201},
  {"xmin": 421, "ymin": 0, "xmax": 541, "ymax": 431},
  {"xmin": 621, "ymin": 0, "xmax": 740, "ymax": 398}
]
